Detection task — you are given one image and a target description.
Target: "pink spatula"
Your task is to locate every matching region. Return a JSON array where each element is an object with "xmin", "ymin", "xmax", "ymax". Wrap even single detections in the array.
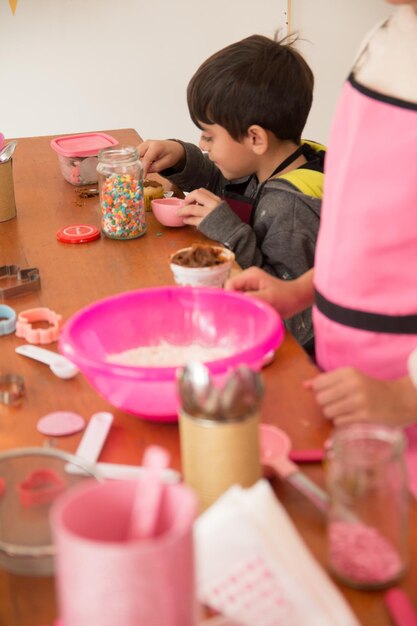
[
  {"xmin": 127, "ymin": 445, "xmax": 170, "ymax": 540},
  {"xmin": 259, "ymin": 423, "xmax": 329, "ymax": 513}
]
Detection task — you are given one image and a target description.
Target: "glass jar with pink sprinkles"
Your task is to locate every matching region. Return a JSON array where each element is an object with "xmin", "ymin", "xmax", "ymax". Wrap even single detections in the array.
[
  {"xmin": 325, "ymin": 423, "xmax": 408, "ymax": 590},
  {"xmin": 97, "ymin": 146, "xmax": 146, "ymax": 240}
]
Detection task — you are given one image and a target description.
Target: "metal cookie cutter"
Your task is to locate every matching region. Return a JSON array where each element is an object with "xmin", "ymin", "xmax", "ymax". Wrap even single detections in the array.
[
  {"xmin": 0, "ymin": 304, "xmax": 17, "ymax": 335},
  {"xmin": 15, "ymin": 307, "xmax": 62, "ymax": 344},
  {"xmin": 0, "ymin": 265, "xmax": 41, "ymax": 301},
  {"xmin": 0, "ymin": 374, "xmax": 25, "ymax": 406}
]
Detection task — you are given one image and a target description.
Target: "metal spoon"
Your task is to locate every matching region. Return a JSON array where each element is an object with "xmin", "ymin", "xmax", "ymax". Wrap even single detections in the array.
[
  {"xmin": 220, "ymin": 367, "xmax": 264, "ymax": 420},
  {"xmin": 15, "ymin": 344, "xmax": 79, "ymax": 379},
  {"xmin": 177, "ymin": 361, "xmax": 220, "ymax": 418},
  {"xmin": 0, "ymin": 140, "xmax": 17, "ymax": 163}
]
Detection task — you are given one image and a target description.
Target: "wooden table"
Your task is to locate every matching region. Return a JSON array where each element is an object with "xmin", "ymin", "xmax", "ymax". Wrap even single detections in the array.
[{"xmin": 0, "ymin": 128, "xmax": 415, "ymax": 626}]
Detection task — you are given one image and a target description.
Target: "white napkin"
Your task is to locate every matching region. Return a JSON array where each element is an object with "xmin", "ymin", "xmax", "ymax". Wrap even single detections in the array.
[{"xmin": 195, "ymin": 480, "xmax": 360, "ymax": 626}]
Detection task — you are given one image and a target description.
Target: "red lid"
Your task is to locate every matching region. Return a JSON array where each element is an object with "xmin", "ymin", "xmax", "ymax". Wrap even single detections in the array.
[
  {"xmin": 56, "ymin": 224, "xmax": 100, "ymax": 244},
  {"xmin": 50, "ymin": 132, "xmax": 118, "ymax": 158}
]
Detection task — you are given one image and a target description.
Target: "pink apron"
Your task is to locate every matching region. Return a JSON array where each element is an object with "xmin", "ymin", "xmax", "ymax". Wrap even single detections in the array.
[
  {"xmin": 313, "ymin": 74, "xmax": 417, "ymax": 493},
  {"xmin": 314, "ymin": 75, "xmax": 417, "ymax": 379}
]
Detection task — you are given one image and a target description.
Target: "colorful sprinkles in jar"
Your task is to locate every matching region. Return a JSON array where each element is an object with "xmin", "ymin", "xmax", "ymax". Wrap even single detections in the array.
[{"xmin": 101, "ymin": 174, "xmax": 146, "ymax": 240}]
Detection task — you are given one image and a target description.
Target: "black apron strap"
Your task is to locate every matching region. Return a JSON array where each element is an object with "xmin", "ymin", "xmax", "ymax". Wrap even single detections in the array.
[
  {"xmin": 269, "ymin": 145, "xmax": 304, "ymax": 178},
  {"xmin": 315, "ymin": 288, "xmax": 417, "ymax": 335}
]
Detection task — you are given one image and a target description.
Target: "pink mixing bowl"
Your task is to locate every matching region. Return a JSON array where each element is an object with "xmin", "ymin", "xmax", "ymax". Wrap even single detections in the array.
[{"xmin": 59, "ymin": 287, "xmax": 285, "ymax": 422}]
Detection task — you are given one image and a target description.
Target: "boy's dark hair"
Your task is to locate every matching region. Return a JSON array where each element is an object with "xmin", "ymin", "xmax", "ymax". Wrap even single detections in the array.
[{"xmin": 187, "ymin": 34, "xmax": 313, "ymax": 144}]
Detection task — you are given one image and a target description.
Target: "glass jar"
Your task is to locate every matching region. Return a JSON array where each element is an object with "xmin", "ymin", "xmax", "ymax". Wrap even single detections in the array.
[
  {"xmin": 97, "ymin": 146, "xmax": 146, "ymax": 240},
  {"xmin": 325, "ymin": 423, "xmax": 408, "ymax": 590}
]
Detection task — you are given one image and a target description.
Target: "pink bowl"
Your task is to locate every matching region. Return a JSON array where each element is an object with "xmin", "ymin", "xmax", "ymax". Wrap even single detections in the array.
[
  {"xmin": 59, "ymin": 287, "xmax": 285, "ymax": 422},
  {"xmin": 151, "ymin": 198, "xmax": 185, "ymax": 227}
]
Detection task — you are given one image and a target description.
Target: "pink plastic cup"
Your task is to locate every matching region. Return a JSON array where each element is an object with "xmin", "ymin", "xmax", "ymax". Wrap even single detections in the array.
[
  {"xmin": 50, "ymin": 478, "xmax": 199, "ymax": 626},
  {"xmin": 151, "ymin": 197, "xmax": 186, "ymax": 227}
]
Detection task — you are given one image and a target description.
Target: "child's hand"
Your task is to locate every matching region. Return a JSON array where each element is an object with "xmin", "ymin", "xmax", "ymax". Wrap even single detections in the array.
[
  {"xmin": 304, "ymin": 367, "xmax": 417, "ymax": 428},
  {"xmin": 137, "ymin": 140, "xmax": 185, "ymax": 177},
  {"xmin": 177, "ymin": 188, "xmax": 221, "ymax": 227},
  {"xmin": 225, "ymin": 267, "xmax": 314, "ymax": 320}
]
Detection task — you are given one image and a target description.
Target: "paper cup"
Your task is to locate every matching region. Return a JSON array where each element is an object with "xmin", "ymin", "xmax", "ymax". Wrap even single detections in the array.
[
  {"xmin": 179, "ymin": 410, "xmax": 262, "ymax": 512},
  {"xmin": 50, "ymin": 478, "xmax": 200, "ymax": 626},
  {"xmin": 170, "ymin": 246, "xmax": 235, "ymax": 288}
]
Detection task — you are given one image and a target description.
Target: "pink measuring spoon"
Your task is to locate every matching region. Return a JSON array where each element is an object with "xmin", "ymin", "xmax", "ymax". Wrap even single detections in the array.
[
  {"xmin": 127, "ymin": 445, "xmax": 170, "ymax": 540},
  {"xmin": 260, "ymin": 423, "xmax": 329, "ymax": 513}
]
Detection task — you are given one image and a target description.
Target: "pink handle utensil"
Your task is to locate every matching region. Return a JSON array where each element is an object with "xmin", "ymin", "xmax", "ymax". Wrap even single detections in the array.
[
  {"xmin": 260, "ymin": 423, "xmax": 329, "ymax": 512},
  {"xmin": 127, "ymin": 445, "xmax": 170, "ymax": 540},
  {"xmin": 385, "ymin": 588, "xmax": 417, "ymax": 626},
  {"xmin": 289, "ymin": 448, "xmax": 324, "ymax": 463}
]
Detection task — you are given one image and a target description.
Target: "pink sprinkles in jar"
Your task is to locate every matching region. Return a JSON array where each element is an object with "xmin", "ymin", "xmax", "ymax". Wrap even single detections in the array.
[
  {"xmin": 329, "ymin": 520, "xmax": 404, "ymax": 587},
  {"xmin": 101, "ymin": 174, "xmax": 146, "ymax": 240}
]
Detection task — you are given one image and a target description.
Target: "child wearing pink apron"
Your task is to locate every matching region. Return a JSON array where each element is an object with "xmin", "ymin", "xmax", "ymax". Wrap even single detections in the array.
[
  {"xmin": 314, "ymin": 62, "xmax": 417, "ymax": 378},
  {"xmin": 313, "ymin": 4, "xmax": 417, "ymax": 492},
  {"xmin": 227, "ymin": 3, "xmax": 417, "ymax": 492}
]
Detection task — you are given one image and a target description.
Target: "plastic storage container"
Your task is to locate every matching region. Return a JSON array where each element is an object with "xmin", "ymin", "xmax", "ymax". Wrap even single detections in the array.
[
  {"xmin": 51, "ymin": 132, "xmax": 118, "ymax": 186},
  {"xmin": 97, "ymin": 146, "xmax": 146, "ymax": 240}
]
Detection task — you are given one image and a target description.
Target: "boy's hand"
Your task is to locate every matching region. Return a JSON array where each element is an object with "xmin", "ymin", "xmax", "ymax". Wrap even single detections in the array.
[
  {"xmin": 177, "ymin": 188, "xmax": 221, "ymax": 227},
  {"xmin": 137, "ymin": 140, "xmax": 185, "ymax": 177},
  {"xmin": 304, "ymin": 367, "xmax": 417, "ymax": 428}
]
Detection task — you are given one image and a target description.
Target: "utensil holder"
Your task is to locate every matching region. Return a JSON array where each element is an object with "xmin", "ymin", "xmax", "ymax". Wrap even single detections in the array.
[
  {"xmin": 179, "ymin": 410, "xmax": 262, "ymax": 512},
  {"xmin": 0, "ymin": 159, "xmax": 16, "ymax": 222}
]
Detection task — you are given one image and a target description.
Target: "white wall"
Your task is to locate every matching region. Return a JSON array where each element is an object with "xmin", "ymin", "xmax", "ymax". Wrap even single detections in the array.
[
  {"xmin": 292, "ymin": 0, "xmax": 392, "ymax": 143},
  {"xmin": 0, "ymin": 0, "xmax": 393, "ymax": 145},
  {"xmin": 0, "ymin": 0, "xmax": 286, "ymax": 144}
]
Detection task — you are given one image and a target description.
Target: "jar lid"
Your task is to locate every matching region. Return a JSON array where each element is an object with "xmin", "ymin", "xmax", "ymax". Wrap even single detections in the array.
[
  {"xmin": 50, "ymin": 132, "xmax": 118, "ymax": 158},
  {"xmin": 56, "ymin": 224, "xmax": 100, "ymax": 244}
]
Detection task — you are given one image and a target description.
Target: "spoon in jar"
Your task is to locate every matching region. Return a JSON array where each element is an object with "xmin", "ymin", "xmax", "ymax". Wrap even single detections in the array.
[
  {"xmin": 177, "ymin": 361, "xmax": 220, "ymax": 419},
  {"xmin": 219, "ymin": 366, "xmax": 264, "ymax": 420},
  {"xmin": 15, "ymin": 345, "xmax": 79, "ymax": 379}
]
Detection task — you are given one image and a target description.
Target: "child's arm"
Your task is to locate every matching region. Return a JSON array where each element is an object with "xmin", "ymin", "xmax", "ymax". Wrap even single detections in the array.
[
  {"xmin": 225, "ymin": 267, "xmax": 314, "ymax": 320},
  {"xmin": 304, "ymin": 368, "xmax": 417, "ymax": 428},
  {"xmin": 189, "ymin": 181, "xmax": 318, "ymax": 278},
  {"xmin": 138, "ymin": 140, "xmax": 227, "ymax": 192}
]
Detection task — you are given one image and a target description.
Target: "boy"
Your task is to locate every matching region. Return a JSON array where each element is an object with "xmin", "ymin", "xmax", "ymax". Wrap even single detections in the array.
[{"xmin": 139, "ymin": 34, "xmax": 325, "ymax": 349}]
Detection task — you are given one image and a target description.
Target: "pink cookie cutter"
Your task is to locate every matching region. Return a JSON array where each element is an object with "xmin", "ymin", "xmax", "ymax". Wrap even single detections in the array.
[
  {"xmin": 15, "ymin": 307, "xmax": 62, "ymax": 344},
  {"xmin": 18, "ymin": 468, "xmax": 66, "ymax": 507}
]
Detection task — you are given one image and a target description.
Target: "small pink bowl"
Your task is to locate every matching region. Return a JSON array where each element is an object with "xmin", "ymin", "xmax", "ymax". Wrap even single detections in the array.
[{"xmin": 151, "ymin": 198, "xmax": 185, "ymax": 228}]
